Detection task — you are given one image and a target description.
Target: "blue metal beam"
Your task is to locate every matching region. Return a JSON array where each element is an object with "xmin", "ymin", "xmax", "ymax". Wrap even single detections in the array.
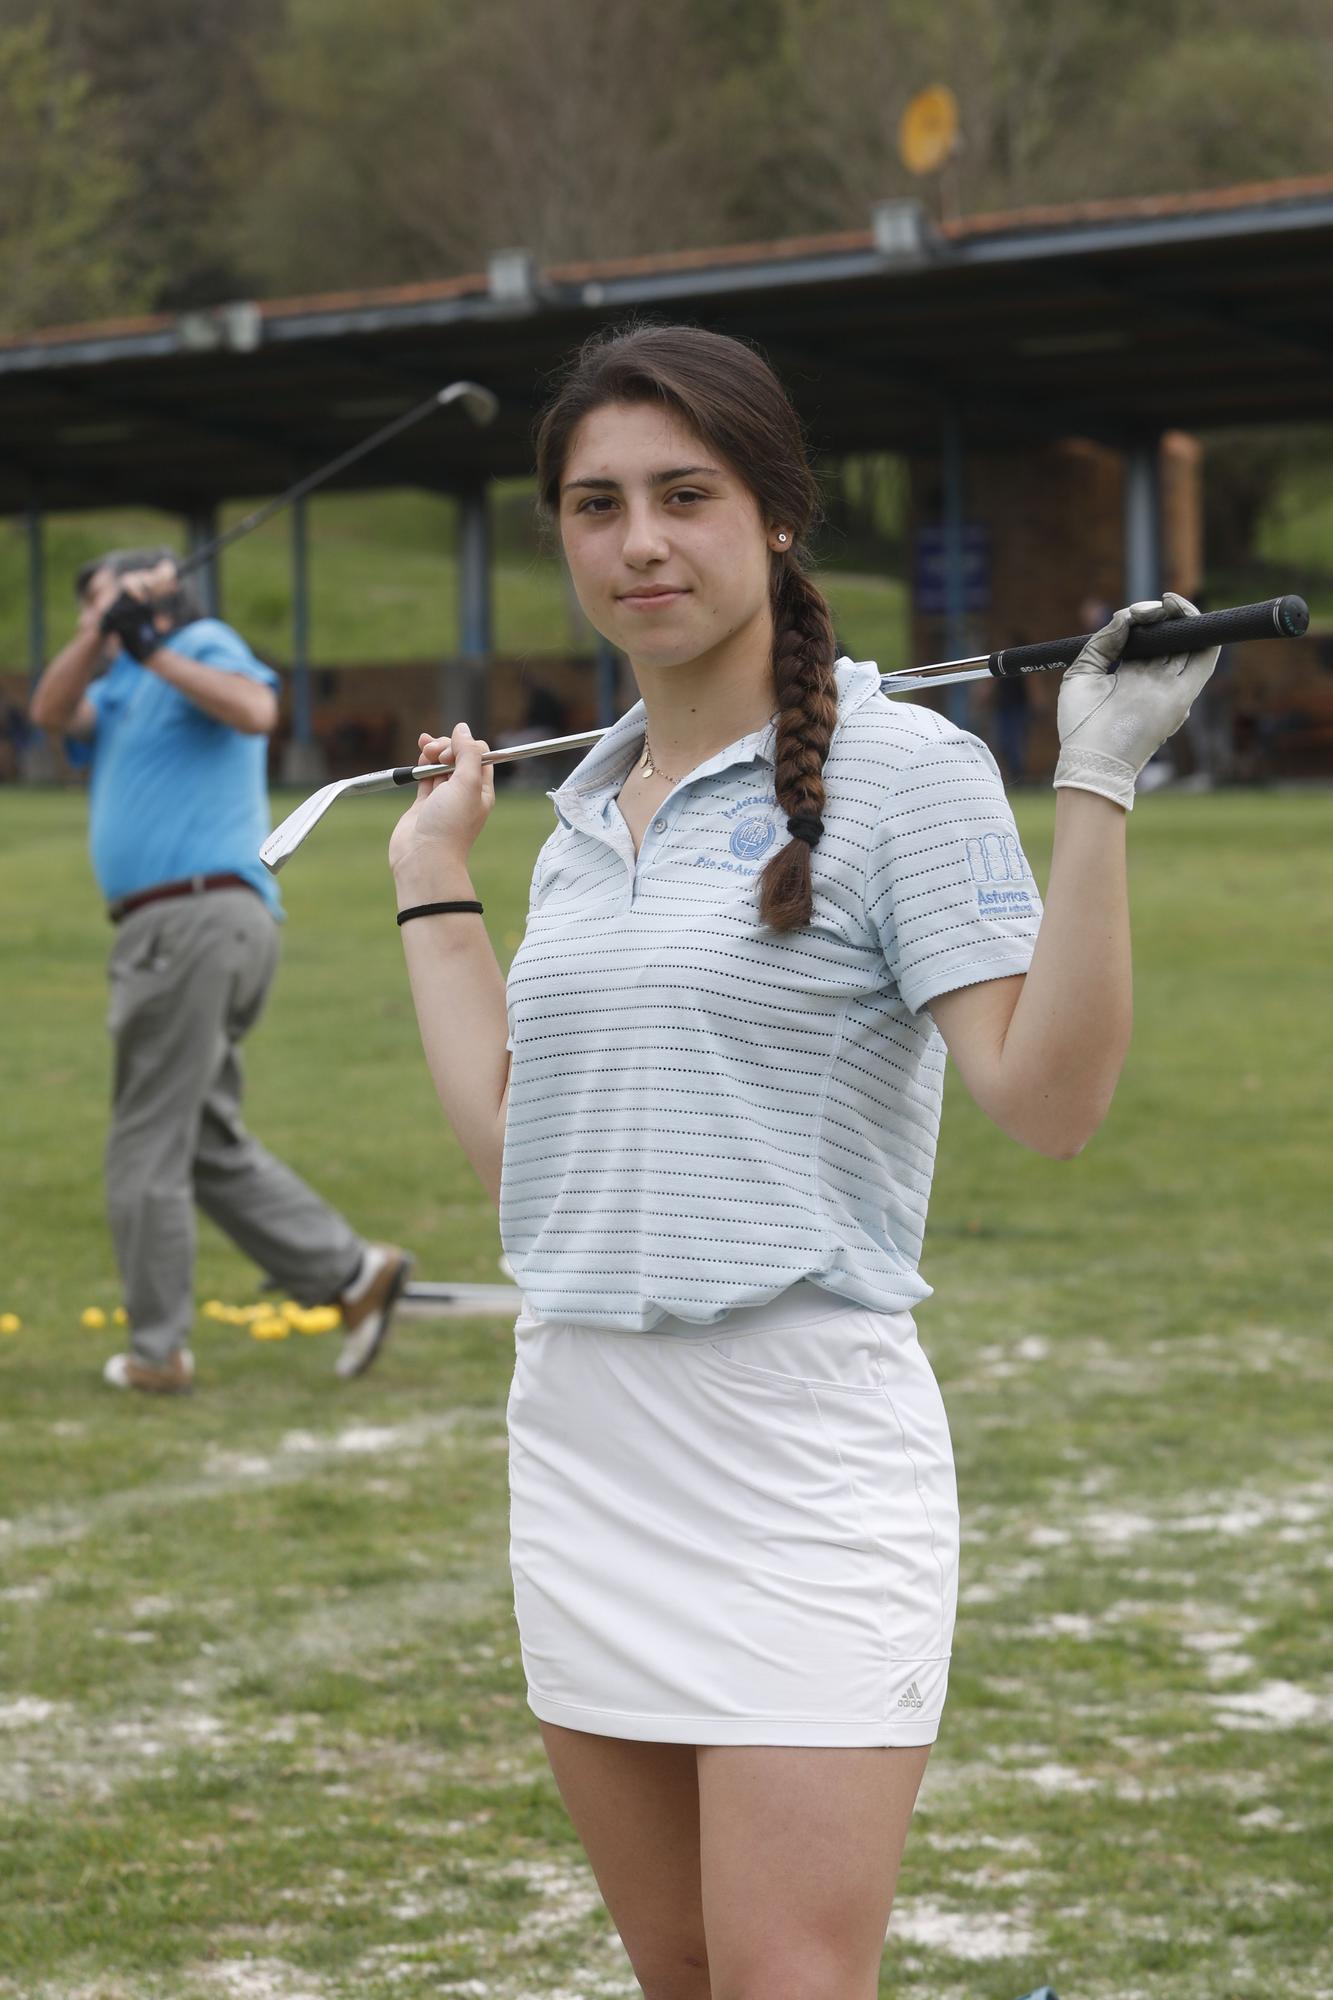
[
  {"xmin": 26, "ymin": 504, "xmax": 45, "ymax": 686},
  {"xmin": 1123, "ymin": 441, "xmax": 1162, "ymax": 602},
  {"xmin": 442, "ymin": 479, "xmax": 493, "ymax": 737},
  {"xmin": 458, "ymin": 480, "xmax": 492, "ymax": 659},
  {"xmin": 595, "ymin": 637, "xmax": 621, "ymax": 729},
  {"xmin": 940, "ymin": 411, "xmax": 970, "ymax": 728},
  {"xmin": 290, "ymin": 495, "xmax": 312, "ymax": 747},
  {"xmin": 184, "ymin": 506, "xmax": 221, "ymax": 616}
]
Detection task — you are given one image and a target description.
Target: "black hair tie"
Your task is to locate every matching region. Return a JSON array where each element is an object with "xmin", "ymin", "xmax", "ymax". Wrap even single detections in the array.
[{"xmin": 786, "ymin": 814, "xmax": 824, "ymax": 849}]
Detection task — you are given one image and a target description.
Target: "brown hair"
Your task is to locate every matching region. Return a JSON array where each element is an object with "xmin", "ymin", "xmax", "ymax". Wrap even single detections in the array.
[{"xmin": 534, "ymin": 321, "xmax": 838, "ymax": 932}]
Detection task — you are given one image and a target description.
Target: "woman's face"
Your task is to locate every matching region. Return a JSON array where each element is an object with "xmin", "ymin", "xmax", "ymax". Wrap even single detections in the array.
[{"xmin": 557, "ymin": 400, "xmax": 781, "ymax": 673}]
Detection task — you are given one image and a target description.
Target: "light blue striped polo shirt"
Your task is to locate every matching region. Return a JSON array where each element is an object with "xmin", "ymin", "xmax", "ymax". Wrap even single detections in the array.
[{"xmin": 500, "ymin": 658, "xmax": 1042, "ymax": 1332}]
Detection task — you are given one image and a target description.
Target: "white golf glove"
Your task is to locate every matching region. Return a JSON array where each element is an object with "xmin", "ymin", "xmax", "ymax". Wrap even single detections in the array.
[{"xmin": 1054, "ymin": 593, "xmax": 1220, "ymax": 811}]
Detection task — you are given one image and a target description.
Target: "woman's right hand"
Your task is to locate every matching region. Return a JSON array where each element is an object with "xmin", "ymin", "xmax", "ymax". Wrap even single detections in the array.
[{"xmin": 388, "ymin": 721, "xmax": 496, "ymax": 878}]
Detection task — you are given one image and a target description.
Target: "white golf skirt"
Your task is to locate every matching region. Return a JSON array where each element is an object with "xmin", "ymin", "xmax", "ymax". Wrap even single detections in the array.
[{"xmin": 505, "ymin": 1280, "xmax": 959, "ymax": 1747}]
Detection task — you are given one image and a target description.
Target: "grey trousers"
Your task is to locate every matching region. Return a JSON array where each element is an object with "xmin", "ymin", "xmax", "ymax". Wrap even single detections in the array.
[{"xmin": 105, "ymin": 887, "xmax": 364, "ymax": 1365}]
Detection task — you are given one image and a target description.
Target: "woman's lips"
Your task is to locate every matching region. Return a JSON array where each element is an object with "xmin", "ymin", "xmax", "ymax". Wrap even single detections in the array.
[{"xmin": 618, "ymin": 589, "xmax": 688, "ymax": 610}]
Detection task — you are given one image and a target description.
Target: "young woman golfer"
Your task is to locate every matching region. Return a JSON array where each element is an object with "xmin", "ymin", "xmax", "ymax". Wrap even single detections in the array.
[{"xmin": 389, "ymin": 324, "xmax": 1217, "ymax": 2000}]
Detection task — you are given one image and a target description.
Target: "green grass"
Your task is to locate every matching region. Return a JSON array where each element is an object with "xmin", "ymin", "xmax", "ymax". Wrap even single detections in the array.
[{"xmin": 0, "ymin": 784, "xmax": 1330, "ymax": 1999}]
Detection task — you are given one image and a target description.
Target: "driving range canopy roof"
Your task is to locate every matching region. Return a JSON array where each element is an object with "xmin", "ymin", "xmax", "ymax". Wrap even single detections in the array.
[{"xmin": 4, "ymin": 173, "xmax": 1333, "ymax": 515}]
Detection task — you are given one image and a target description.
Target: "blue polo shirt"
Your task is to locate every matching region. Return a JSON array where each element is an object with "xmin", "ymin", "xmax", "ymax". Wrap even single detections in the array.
[{"xmin": 84, "ymin": 620, "xmax": 281, "ymax": 913}]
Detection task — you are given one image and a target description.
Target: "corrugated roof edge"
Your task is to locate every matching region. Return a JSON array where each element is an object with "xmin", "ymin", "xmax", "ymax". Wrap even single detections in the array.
[{"xmin": 6, "ymin": 170, "xmax": 1333, "ymax": 356}]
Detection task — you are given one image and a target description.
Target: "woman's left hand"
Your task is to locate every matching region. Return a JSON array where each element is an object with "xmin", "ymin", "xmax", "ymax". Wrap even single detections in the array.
[{"xmin": 1054, "ymin": 593, "xmax": 1220, "ymax": 810}]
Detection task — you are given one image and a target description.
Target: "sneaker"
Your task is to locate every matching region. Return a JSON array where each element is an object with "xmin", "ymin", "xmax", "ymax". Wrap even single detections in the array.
[
  {"xmin": 103, "ymin": 1348, "xmax": 195, "ymax": 1394},
  {"xmin": 335, "ymin": 1244, "xmax": 413, "ymax": 1381}
]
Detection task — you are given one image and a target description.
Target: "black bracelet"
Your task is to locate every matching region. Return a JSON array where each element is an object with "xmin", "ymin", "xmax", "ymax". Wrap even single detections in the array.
[{"xmin": 396, "ymin": 900, "xmax": 484, "ymax": 925}]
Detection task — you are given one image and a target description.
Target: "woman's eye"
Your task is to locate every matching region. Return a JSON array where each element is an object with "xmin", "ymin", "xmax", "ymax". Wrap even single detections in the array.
[
  {"xmin": 669, "ymin": 488, "xmax": 705, "ymax": 505},
  {"xmin": 575, "ymin": 496, "xmax": 615, "ymax": 514}
]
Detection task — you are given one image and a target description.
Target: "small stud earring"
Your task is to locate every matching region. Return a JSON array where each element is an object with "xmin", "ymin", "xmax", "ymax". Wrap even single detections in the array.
[{"xmin": 776, "ymin": 531, "xmax": 788, "ymax": 545}]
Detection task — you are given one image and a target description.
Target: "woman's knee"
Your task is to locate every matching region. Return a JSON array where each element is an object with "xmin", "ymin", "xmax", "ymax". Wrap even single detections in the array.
[
  {"xmin": 710, "ymin": 1940, "xmax": 875, "ymax": 2000},
  {"xmin": 636, "ymin": 1950, "xmax": 711, "ymax": 2000}
]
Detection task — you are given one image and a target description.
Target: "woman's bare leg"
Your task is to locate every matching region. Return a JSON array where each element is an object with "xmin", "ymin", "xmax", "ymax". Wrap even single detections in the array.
[
  {"xmin": 696, "ymin": 1743, "xmax": 931, "ymax": 2000},
  {"xmin": 537, "ymin": 1720, "xmax": 711, "ymax": 1999}
]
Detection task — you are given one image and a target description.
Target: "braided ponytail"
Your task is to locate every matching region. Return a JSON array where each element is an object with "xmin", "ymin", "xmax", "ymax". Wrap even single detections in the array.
[
  {"xmin": 758, "ymin": 562, "xmax": 839, "ymax": 933},
  {"xmin": 534, "ymin": 321, "xmax": 843, "ymax": 933}
]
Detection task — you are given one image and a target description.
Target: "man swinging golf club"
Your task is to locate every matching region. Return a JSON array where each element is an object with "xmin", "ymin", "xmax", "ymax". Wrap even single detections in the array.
[{"xmin": 29, "ymin": 550, "xmax": 412, "ymax": 1393}]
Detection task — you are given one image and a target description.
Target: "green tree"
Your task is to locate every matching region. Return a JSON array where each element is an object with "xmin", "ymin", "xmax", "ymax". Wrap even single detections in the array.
[
  {"xmin": 222, "ymin": 0, "xmax": 736, "ymax": 295},
  {"xmin": 8, "ymin": 0, "xmax": 272, "ymax": 310},
  {"xmin": 698, "ymin": 0, "xmax": 1333, "ymax": 237},
  {"xmin": 0, "ymin": 11, "xmax": 150, "ymax": 334}
]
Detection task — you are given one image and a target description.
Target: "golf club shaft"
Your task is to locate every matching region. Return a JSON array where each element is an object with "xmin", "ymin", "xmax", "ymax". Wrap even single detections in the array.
[
  {"xmin": 259, "ymin": 590, "xmax": 1311, "ymax": 870},
  {"xmin": 175, "ymin": 381, "xmax": 498, "ymax": 582},
  {"xmin": 383, "ymin": 595, "xmax": 1307, "ymax": 781}
]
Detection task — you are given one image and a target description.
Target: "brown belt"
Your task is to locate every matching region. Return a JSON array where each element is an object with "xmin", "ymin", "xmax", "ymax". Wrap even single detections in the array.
[{"xmin": 108, "ymin": 872, "xmax": 256, "ymax": 924}]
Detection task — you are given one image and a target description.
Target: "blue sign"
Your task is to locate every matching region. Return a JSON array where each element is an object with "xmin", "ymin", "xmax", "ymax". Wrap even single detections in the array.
[{"xmin": 913, "ymin": 524, "xmax": 991, "ymax": 615}]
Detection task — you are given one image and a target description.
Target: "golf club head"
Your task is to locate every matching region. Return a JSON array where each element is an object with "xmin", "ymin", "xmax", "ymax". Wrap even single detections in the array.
[
  {"xmin": 260, "ymin": 778, "xmax": 356, "ymax": 873},
  {"xmin": 438, "ymin": 380, "xmax": 499, "ymax": 427}
]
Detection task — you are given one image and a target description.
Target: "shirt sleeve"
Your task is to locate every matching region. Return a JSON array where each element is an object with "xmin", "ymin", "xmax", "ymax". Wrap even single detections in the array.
[
  {"xmin": 171, "ymin": 619, "xmax": 279, "ymax": 690},
  {"xmin": 865, "ymin": 722, "xmax": 1043, "ymax": 1015},
  {"xmin": 77, "ymin": 667, "xmax": 115, "ymax": 746}
]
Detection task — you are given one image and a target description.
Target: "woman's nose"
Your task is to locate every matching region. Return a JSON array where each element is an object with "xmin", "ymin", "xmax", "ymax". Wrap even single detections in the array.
[{"xmin": 619, "ymin": 505, "xmax": 670, "ymax": 565}]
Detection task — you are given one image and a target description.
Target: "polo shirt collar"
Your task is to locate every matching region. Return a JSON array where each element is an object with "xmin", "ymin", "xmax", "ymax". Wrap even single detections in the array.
[{"xmin": 549, "ymin": 656, "xmax": 884, "ymax": 828}]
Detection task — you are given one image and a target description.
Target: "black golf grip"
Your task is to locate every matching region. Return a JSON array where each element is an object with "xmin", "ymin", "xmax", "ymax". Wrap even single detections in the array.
[{"xmin": 989, "ymin": 595, "xmax": 1308, "ymax": 678}]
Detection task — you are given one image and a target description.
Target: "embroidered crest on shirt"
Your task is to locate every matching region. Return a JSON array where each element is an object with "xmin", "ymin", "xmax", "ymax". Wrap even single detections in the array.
[
  {"xmin": 728, "ymin": 813, "xmax": 777, "ymax": 861},
  {"xmin": 965, "ymin": 830, "xmax": 1035, "ymax": 915},
  {"xmin": 692, "ymin": 794, "xmax": 779, "ymax": 876}
]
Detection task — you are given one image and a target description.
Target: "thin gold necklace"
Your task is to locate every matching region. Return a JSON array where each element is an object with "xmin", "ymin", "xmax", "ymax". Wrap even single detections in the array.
[{"xmin": 638, "ymin": 736, "xmax": 680, "ymax": 784}]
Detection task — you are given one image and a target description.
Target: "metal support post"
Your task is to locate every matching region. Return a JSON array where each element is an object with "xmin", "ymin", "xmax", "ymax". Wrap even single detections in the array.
[
  {"xmin": 1123, "ymin": 440, "xmax": 1163, "ymax": 604},
  {"xmin": 26, "ymin": 504, "xmax": 45, "ymax": 686},
  {"xmin": 595, "ymin": 636, "xmax": 621, "ymax": 729},
  {"xmin": 184, "ymin": 505, "xmax": 222, "ymax": 615},
  {"xmin": 280, "ymin": 493, "xmax": 326, "ymax": 784},
  {"xmin": 940, "ymin": 410, "xmax": 970, "ymax": 727},
  {"xmin": 444, "ymin": 480, "xmax": 492, "ymax": 732},
  {"xmin": 19, "ymin": 503, "xmax": 59, "ymax": 782}
]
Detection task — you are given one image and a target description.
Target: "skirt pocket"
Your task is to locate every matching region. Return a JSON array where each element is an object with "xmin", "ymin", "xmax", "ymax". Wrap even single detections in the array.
[
  {"xmin": 700, "ymin": 1306, "xmax": 960, "ymax": 1664},
  {"xmin": 704, "ymin": 1303, "xmax": 912, "ymax": 1395}
]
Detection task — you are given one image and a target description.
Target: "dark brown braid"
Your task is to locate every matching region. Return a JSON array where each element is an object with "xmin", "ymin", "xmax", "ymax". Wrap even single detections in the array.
[
  {"xmin": 533, "ymin": 320, "xmax": 843, "ymax": 933},
  {"xmin": 759, "ymin": 563, "xmax": 839, "ymax": 932}
]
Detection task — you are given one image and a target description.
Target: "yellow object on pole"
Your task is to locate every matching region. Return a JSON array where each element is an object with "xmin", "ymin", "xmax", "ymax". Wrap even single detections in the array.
[{"xmin": 898, "ymin": 86, "xmax": 960, "ymax": 176}]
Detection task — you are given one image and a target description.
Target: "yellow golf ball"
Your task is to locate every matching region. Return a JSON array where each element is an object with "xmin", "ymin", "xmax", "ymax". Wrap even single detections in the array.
[
  {"xmin": 80, "ymin": 1307, "xmax": 107, "ymax": 1329},
  {"xmin": 113, "ymin": 1306, "xmax": 128, "ymax": 1326},
  {"xmin": 0, "ymin": 1313, "xmax": 21, "ymax": 1335},
  {"xmin": 296, "ymin": 1306, "xmax": 341, "ymax": 1335},
  {"xmin": 249, "ymin": 1315, "xmax": 290, "ymax": 1341},
  {"xmin": 202, "ymin": 1299, "xmax": 229, "ymax": 1320}
]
